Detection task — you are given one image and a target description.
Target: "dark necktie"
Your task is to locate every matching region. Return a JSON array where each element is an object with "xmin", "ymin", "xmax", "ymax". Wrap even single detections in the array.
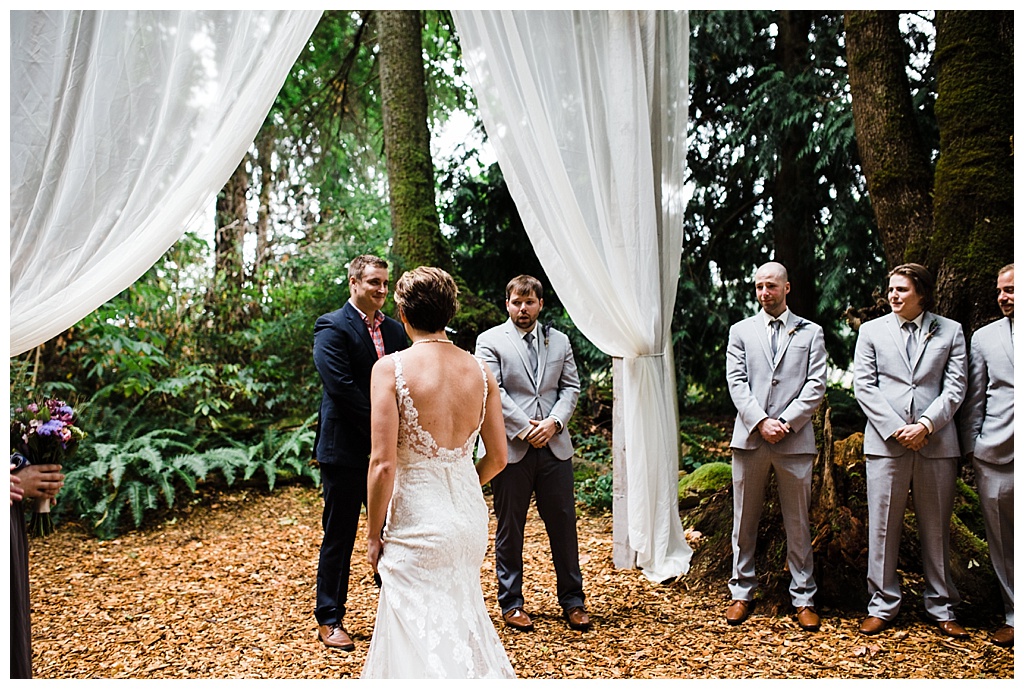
[
  {"xmin": 524, "ymin": 331, "xmax": 538, "ymax": 377},
  {"xmin": 770, "ymin": 319, "xmax": 782, "ymax": 358},
  {"xmin": 904, "ymin": 321, "xmax": 918, "ymax": 361}
]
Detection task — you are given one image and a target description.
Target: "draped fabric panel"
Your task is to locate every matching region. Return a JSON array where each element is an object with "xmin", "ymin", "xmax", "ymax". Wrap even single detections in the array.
[
  {"xmin": 452, "ymin": 10, "xmax": 692, "ymax": 582},
  {"xmin": 9, "ymin": 10, "xmax": 322, "ymax": 356}
]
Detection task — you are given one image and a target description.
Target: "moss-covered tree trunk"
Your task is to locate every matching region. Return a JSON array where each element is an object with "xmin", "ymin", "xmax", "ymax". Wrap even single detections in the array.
[
  {"xmin": 377, "ymin": 10, "xmax": 450, "ymax": 274},
  {"xmin": 930, "ymin": 11, "xmax": 1014, "ymax": 334},
  {"xmin": 845, "ymin": 10, "xmax": 934, "ymax": 270},
  {"xmin": 377, "ymin": 10, "xmax": 502, "ymax": 347}
]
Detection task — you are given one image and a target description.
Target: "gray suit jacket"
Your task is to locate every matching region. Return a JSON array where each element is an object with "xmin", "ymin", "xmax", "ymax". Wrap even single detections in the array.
[
  {"xmin": 960, "ymin": 317, "xmax": 1014, "ymax": 464},
  {"xmin": 726, "ymin": 311, "xmax": 827, "ymax": 454},
  {"xmin": 475, "ymin": 319, "xmax": 580, "ymax": 463},
  {"xmin": 853, "ymin": 312, "xmax": 967, "ymax": 458}
]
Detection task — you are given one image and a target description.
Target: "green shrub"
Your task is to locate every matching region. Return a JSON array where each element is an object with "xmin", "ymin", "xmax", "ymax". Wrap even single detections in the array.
[
  {"xmin": 679, "ymin": 416, "xmax": 730, "ymax": 472},
  {"xmin": 576, "ymin": 472, "xmax": 613, "ymax": 512}
]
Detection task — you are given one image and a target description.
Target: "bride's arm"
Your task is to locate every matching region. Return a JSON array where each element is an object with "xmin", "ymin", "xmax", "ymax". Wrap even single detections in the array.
[
  {"xmin": 476, "ymin": 366, "xmax": 509, "ymax": 486},
  {"xmin": 366, "ymin": 357, "xmax": 399, "ymax": 572}
]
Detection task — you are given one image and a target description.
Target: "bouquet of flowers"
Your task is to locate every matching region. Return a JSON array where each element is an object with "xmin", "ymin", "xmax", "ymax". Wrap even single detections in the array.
[{"xmin": 10, "ymin": 398, "xmax": 86, "ymax": 536}]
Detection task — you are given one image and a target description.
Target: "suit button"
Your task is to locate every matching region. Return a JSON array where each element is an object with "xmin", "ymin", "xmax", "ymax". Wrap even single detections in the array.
[{"xmin": 771, "ymin": 380, "xmax": 779, "ymax": 386}]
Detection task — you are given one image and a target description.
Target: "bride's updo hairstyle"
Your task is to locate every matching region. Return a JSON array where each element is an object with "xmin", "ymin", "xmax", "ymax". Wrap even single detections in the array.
[{"xmin": 395, "ymin": 266, "xmax": 460, "ymax": 333}]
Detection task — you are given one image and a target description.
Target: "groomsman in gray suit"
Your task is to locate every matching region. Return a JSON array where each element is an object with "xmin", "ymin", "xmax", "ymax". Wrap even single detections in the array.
[
  {"xmin": 724, "ymin": 261, "xmax": 827, "ymax": 631},
  {"xmin": 960, "ymin": 263, "xmax": 1014, "ymax": 648},
  {"xmin": 475, "ymin": 275, "xmax": 590, "ymax": 632},
  {"xmin": 853, "ymin": 263, "xmax": 968, "ymax": 638}
]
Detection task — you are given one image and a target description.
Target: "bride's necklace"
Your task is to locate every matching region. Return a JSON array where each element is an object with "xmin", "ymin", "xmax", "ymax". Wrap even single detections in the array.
[{"xmin": 412, "ymin": 338, "xmax": 453, "ymax": 346}]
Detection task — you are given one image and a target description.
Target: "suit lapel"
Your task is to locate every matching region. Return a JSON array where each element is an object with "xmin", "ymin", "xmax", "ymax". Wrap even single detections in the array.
[
  {"xmin": 344, "ymin": 303, "xmax": 376, "ymax": 357},
  {"xmin": 504, "ymin": 320, "xmax": 537, "ymax": 388},
  {"xmin": 752, "ymin": 317, "xmax": 774, "ymax": 368},
  {"xmin": 999, "ymin": 318, "xmax": 1014, "ymax": 367},
  {"xmin": 884, "ymin": 313, "xmax": 913, "ymax": 371},
  {"xmin": 773, "ymin": 316, "xmax": 802, "ymax": 366},
  {"xmin": 910, "ymin": 312, "xmax": 936, "ymax": 371}
]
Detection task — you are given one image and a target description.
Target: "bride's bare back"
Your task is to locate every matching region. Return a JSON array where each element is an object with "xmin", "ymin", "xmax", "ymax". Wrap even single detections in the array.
[{"xmin": 394, "ymin": 342, "xmax": 487, "ymax": 450}]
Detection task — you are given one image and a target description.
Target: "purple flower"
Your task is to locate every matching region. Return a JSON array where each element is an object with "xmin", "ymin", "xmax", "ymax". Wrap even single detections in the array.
[
  {"xmin": 27, "ymin": 403, "xmax": 39, "ymax": 413},
  {"xmin": 36, "ymin": 420, "xmax": 65, "ymax": 436}
]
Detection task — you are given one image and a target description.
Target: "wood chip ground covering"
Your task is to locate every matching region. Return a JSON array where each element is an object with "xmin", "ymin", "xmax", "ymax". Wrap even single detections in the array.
[{"xmin": 29, "ymin": 484, "xmax": 1013, "ymax": 679}]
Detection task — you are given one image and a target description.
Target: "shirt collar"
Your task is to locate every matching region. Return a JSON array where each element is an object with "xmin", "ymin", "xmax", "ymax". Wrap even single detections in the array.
[
  {"xmin": 895, "ymin": 311, "xmax": 926, "ymax": 330},
  {"xmin": 514, "ymin": 323, "xmax": 538, "ymax": 338},
  {"xmin": 349, "ymin": 299, "xmax": 383, "ymax": 327},
  {"xmin": 761, "ymin": 309, "xmax": 790, "ymax": 329}
]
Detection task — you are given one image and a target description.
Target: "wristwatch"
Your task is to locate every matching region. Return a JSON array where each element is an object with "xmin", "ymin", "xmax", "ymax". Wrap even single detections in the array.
[{"xmin": 552, "ymin": 417, "xmax": 564, "ymax": 433}]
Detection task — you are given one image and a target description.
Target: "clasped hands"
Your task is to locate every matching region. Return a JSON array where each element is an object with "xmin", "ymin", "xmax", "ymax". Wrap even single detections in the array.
[
  {"xmin": 892, "ymin": 423, "xmax": 929, "ymax": 451},
  {"xmin": 757, "ymin": 418, "xmax": 789, "ymax": 444},
  {"xmin": 524, "ymin": 417, "xmax": 558, "ymax": 448}
]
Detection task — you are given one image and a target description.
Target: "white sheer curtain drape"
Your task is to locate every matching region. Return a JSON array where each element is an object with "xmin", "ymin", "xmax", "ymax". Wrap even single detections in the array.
[
  {"xmin": 452, "ymin": 10, "xmax": 692, "ymax": 582},
  {"xmin": 9, "ymin": 10, "xmax": 322, "ymax": 356}
]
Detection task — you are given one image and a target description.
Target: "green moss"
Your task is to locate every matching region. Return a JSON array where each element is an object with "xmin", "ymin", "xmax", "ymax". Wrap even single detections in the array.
[{"xmin": 678, "ymin": 461, "xmax": 733, "ymax": 500}]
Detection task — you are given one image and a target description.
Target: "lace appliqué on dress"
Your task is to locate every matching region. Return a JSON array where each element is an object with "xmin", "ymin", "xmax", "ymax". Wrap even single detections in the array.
[{"xmin": 361, "ymin": 352, "xmax": 514, "ymax": 679}]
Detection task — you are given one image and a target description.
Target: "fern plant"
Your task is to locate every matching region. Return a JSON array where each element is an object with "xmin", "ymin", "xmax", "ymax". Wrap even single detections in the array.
[{"xmin": 59, "ymin": 428, "xmax": 200, "ymax": 540}]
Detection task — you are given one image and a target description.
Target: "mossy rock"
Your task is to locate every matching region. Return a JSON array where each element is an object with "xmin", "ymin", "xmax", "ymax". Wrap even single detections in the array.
[{"xmin": 678, "ymin": 461, "xmax": 732, "ymax": 508}]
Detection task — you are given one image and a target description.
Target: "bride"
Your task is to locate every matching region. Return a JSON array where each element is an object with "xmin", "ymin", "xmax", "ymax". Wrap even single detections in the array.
[{"xmin": 361, "ymin": 266, "xmax": 515, "ymax": 679}]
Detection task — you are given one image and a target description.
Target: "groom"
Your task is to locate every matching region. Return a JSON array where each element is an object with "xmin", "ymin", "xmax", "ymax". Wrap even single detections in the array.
[
  {"xmin": 475, "ymin": 275, "xmax": 591, "ymax": 632},
  {"xmin": 312, "ymin": 254, "xmax": 407, "ymax": 650}
]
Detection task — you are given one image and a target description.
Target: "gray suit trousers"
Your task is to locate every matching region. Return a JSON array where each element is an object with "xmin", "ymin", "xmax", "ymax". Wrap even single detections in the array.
[
  {"xmin": 491, "ymin": 445, "xmax": 584, "ymax": 614},
  {"xmin": 865, "ymin": 453, "xmax": 960, "ymax": 621},
  {"xmin": 974, "ymin": 457, "xmax": 1014, "ymax": 626},
  {"xmin": 730, "ymin": 446, "xmax": 817, "ymax": 606}
]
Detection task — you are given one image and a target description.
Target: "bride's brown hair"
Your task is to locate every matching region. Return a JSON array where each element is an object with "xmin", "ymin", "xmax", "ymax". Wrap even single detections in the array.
[{"xmin": 395, "ymin": 266, "xmax": 460, "ymax": 333}]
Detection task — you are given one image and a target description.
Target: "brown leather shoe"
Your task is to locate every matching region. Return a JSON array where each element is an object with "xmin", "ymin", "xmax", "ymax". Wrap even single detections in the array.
[
  {"xmin": 565, "ymin": 606, "xmax": 591, "ymax": 631},
  {"xmin": 992, "ymin": 625, "xmax": 1014, "ymax": 647},
  {"xmin": 317, "ymin": 622, "xmax": 355, "ymax": 651},
  {"xmin": 795, "ymin": 606, "xmax": 820, "ymax": 632},
  {"xmin": 503, "ymin": 607, "xmax": 534, "ymax": 632},
  {"xmin": 859, "ymin": 615, "xmax": 889, "ymax": 635},
  {"xmin": 934, "ymin": 619, "xmax": 970, "ymax": 639},
  {"xmin": 726, "ymin": 600, "xmax": 751, "ymax": 626}
]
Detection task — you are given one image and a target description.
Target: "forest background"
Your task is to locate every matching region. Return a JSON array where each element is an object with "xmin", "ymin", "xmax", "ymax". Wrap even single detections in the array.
[{"xmin": 9, "ymin": 10, "xmax": 1013, "ymax": 612}]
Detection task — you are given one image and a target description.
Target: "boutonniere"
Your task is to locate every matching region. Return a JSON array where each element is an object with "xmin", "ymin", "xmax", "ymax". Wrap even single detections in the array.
[
  {"xmin": 787, "ymin": 320, "xmax": 808, "ymax": 337},
  {"xmin": 923, "ymin": 320, "xmax": 940, "ymax": 342}
]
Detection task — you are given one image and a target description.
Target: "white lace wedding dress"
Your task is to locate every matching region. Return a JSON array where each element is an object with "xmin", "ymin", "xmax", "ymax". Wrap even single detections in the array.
[{"xmin": 361, "ymin": 352, "xmax": 515, "ymax": 679}]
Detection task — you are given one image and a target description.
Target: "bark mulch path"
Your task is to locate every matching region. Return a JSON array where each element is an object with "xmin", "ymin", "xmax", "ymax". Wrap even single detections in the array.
[{"xmin": 29, "ymin": 484, "xmax": 1013, "ymax": 679}]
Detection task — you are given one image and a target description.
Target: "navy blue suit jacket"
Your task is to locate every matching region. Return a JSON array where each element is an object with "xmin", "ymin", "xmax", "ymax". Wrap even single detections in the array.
[{"xmin": 313, "ymin": 301, "xmax": 407, "ymax": 468}]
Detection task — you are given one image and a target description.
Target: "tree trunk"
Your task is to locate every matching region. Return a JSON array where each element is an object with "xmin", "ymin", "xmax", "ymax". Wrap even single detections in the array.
[
  {"xmin": 845, "ymin": 10, "xmax": 934, "ymax": 270},
  {"xmin": 772, "ymin": 10, "xmax": 819, "ymax": 322},
  {"xmin": 376, "ymin": 10, "xmax": 502, "ymax": 348},
  {"xmin": 210, "ymin": 155, "xmax": 249, "ymax": 327},
  {"xmin": 252, "ymin": 128, "xmax": 275, "ymax": 286},
  {"xmin": 930, "ymin": 11, "xmax": 1014, "ymax": 334},
  {"xmin": 377, "ymin": 9, "xmax": 450, "ymax": 274}
]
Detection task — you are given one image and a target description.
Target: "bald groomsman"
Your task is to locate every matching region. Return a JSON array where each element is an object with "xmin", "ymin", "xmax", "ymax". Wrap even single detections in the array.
[
  {"xmin": 724, "ymin": 261, "xmax": 827, "ymax": 631},
  {"xmin": 961, "ymin": 264, "xmax": 1014, "ymax": 648}
]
